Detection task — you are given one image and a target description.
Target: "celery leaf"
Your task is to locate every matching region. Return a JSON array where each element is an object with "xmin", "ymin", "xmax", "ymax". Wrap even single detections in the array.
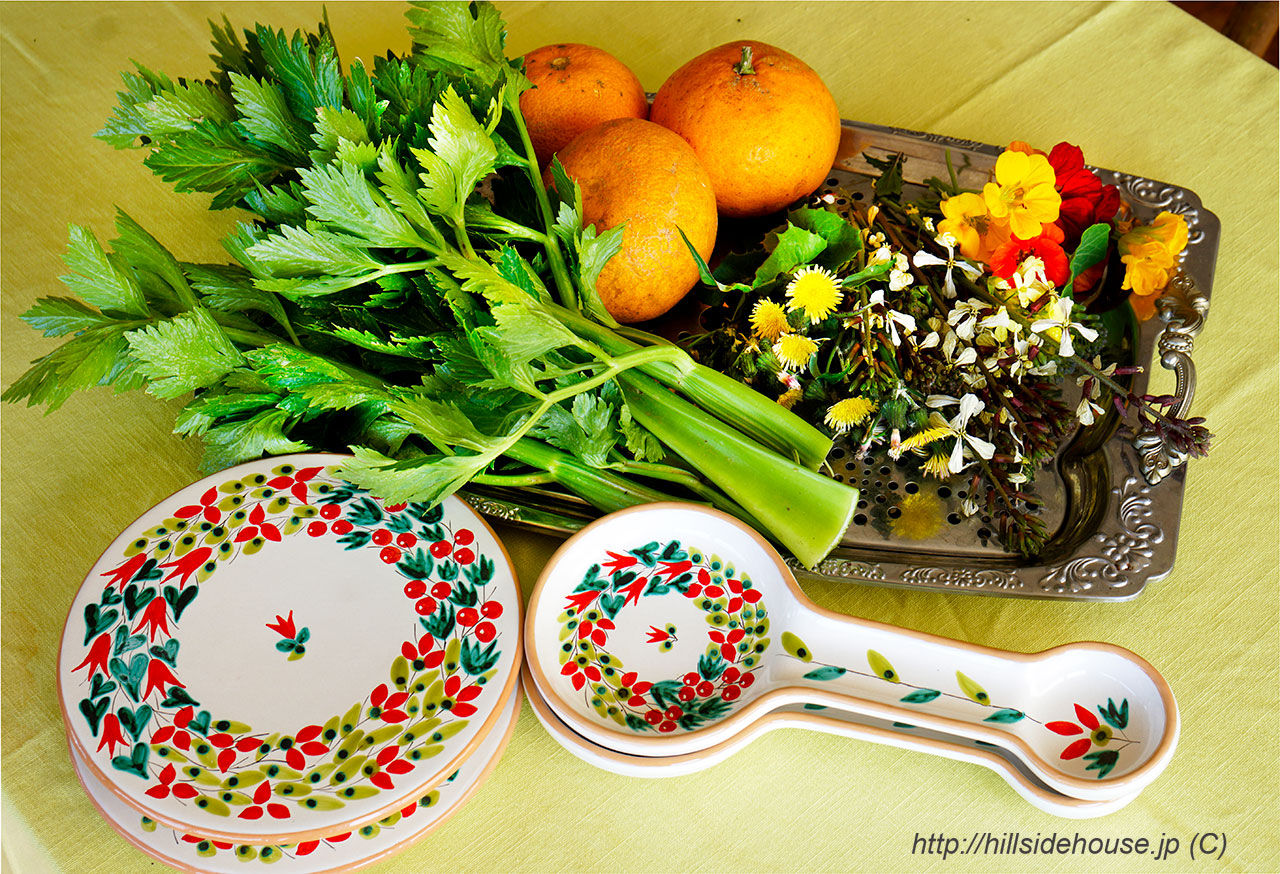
[
  {"xmin": 229, "ymin": 72, "xmax": 310, "ymax": 159},
  {"xmin": 61, "ymin": 225, "xmax": 149, "ymax": 317},
  {"xmin": 125, "ymin": 309, "xmax": 243, "ymax": 399}
]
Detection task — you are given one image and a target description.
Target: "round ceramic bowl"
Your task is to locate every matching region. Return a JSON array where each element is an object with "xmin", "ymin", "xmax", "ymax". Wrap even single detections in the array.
[
  {"xmin": 522, "ymin": 665, "xmax": 1137, "ymax": 819},
  {"xmin": 523, "ymin": 503, "xmax": 1178, "ymax": 802},
  {"xmin": 69, "ymin": 689, "xmax": 521, "ymax": 872},
  {"xmin": 59, "ymin": 454, "xmax": 523, "ymax": 845}
]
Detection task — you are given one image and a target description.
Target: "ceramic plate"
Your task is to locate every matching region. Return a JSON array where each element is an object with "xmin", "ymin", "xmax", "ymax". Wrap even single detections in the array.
[
  {"xmin": 58, "ymin": 454, "xmax": 522, "ymax": 844},
  {"xmin": 69, "ymin": 690, "xmax": 520, "ymax": 872}
]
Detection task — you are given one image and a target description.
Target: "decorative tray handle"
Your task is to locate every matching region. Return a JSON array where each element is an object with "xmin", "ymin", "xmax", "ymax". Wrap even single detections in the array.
[{"xmin": 1132, "ymin": 271, "xmax": 1210, "ymax": 485}]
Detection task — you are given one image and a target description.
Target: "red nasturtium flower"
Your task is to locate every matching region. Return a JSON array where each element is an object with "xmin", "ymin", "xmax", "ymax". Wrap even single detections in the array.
[
  {"xmin": 1046, "ymin": 142, "xmax": 1120, "ymax": 245},
  {"xmin": 988, "ymin": 221, "xmax": 1070, "ymax": 286}
]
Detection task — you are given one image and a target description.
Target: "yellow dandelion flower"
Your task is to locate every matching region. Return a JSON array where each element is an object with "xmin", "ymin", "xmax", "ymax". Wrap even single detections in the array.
[
  {"xmin": 785, "ymin": 265, "xmax": 842, "ymax": 323},
  {"xmin": 773, "ymin": 333, "xmax": 818, "ymax": 370},
  {"xmin": 922, "ymin": 450, "xmax": 952, "ymax": 480},
  {"xmin": 776, "ymin": 388, "xmax": 802, "ymax": 410},
  {"xmin": 823, "ymin": 397, "xmax": 876, "ymax": 433},
  {"xmin": 899, "ymin": 425, "xmax": 952, "ymax": 453},
  {"xmin": 891, "ymin": 492, "xmax": 948, "ymax": 541},
  {"xmin": 750, "ymin": 299, "xmax": 790, "ymax": 341}
]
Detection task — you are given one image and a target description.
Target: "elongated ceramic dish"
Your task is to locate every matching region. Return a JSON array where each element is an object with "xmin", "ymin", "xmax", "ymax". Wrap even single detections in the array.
[
  {"xmin": 68, "ymin": 690, "xmax": 520, "ymax": 873},
  {"xmin": 58, "ymin": 454, "xmax": 523, "ymax": 845},
  {"xmin": 524, "ymin": 503, "xmax": 1179, "ymax": 802},
  {"xmin": 521, "ymin": 665, "xmax": 1136, "ymax": 819},
  {"xmin": 461, "ymin": 118, "xmax": 1216, "ymax": 601}
]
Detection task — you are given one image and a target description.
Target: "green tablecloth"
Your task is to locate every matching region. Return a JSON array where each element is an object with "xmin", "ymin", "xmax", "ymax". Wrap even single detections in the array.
[{"xmin": 3, "ymin": 2, "xmax": 1277, "ymax": 871}]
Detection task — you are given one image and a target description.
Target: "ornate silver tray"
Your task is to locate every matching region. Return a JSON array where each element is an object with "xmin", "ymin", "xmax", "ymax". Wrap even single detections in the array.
[{"xmin": 461, "ymin": 120, "xmax": 1216, "ymax": 601}]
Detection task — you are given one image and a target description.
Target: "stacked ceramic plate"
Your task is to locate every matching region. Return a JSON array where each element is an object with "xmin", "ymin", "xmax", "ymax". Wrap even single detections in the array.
[
  {"xmin": 520, "ymin": 503, "xmax": 1180, "ymax": 819},
  {"xmin": 58, "ymin": 455, "xmax": 523, "ymax": 872}
]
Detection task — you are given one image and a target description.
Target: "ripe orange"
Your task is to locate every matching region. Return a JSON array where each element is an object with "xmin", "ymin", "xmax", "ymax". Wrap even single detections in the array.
[
  {"xmin": 551, "ymin": 118, "xmax": 718, "ymax": 324},
  {"xmin": 650, "ymin": 41, "xmax": 841, "ymax": 218},
  {"xmin": 520, "ymin": 43, "xmax": 650, "ymax": 168}
]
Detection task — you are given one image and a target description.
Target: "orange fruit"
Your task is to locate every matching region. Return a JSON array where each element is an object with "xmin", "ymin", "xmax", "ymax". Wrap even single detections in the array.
[
  {"xmin": 550, "ymin": 118, "xmax": 718, "ymax": 324},
  {"xmin": 650, "ymin": 41, "xmax": 841, "ymax": 218},
  {"xmin": 520, "ymin": 43, "xmax": 650, "ymax": 168}
]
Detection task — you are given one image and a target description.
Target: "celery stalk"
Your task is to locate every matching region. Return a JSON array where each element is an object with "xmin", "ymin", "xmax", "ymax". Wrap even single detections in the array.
[
  {"xmin": 505, "ymin": 439, "xmax": 681, "ymax": 513},
  {"xmin": 551, "ymin": 303, "xmax": 833, "ymax": 470},
  {"xmin": 618, "ymin": 372, "xmax": 857, "ymax": 568}
]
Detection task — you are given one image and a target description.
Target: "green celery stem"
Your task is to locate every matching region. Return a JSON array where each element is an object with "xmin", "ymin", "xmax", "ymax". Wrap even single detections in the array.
[
  {"xmin": 618, "ymin": 372, "xmax": 858, "ymax": 569},
  {"xmin": 551, "ymin": 305, "xmax": 833, "ymax": 470},
  {"xmin": 505, "ymin": 439, "xmax": 679, "ymax": 514}
]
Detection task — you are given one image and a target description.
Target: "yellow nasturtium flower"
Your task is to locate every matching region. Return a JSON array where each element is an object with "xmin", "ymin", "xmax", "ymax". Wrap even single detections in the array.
[
  {"xmin": 982, "ymin": 150, "xmax": 1061, "ymax": 239},
  {"xmin": 1118, "ymin": 211, "xmax": 1189, "ymax": 300},
  {"xmin": 938, "ymin": 192, "xmax": 1010, "ymax": 262}
]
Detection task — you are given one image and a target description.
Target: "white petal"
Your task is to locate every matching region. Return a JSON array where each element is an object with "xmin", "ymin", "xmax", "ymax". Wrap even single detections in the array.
[
  {"xmin": 918, "ymin": 331, "xmax": 940, "ymax": 350},
  {"xmin": 913, "ymin": 250, "xmax": 947, "ymax": 268},
  {"xmin": 948, "ymin": 438, "xmax": 967, "ymax": 474},
  {"xmin": 1073, "ymin": 324, "xmax": 1099, "ymax": 343},
  {"xmin": 942, "ymin": 330, "xmax": 958, "ymax": 359},
  {"xmin": 955, "ymin": 347, "xmax": 978, "ymax": 366},
  {"xmin": 957, "ymin": 393, "xmax": 984, "ymax": 423},
  {"xmin": 964, "ymin": 432, "xmax": 996, "ymax": 459}
]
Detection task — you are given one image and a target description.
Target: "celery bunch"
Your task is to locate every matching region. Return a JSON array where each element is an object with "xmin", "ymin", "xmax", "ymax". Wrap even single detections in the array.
[{"xmin": 3, "ymin": 3, "xmax": 858, "ymax": 567}]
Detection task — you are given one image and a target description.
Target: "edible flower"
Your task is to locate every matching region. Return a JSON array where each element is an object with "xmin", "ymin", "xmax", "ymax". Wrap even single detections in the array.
[
  {"xmin": 982, "ymin": 150, "xmax": 1061, "ymax": 240},
  {"xmin": 785, "ymin": 265, "xmax": 842, "ymax": 323},
  {"xmin": 1029, "ymin": 296, "xmax": 1099, "ymax": 357},
  {"xmin": 749, "ymin": 299, "xmax": 790, "ymax": 341},
  {"xmin": 1118, "ymin": 211, "xmax": 1188, "ymax": 299},
  {"xmin": 988, "ymin": 221, "xmax": 1070, "ymax": 286},
  {"xmin": 938, "ymin": 192, "xmax": 1008, "ymax": 262},
  {"xmin": 1046, "ymin": 142, "xmax": 1120, "ymax": 245},
  {"xmin": 824, "ymin": 397, "xmax": 876, "ymax": 433},
  {"xmin": 926, "ymin": 393, "xmax": 997, "ymax": 474},
  {"xmin": 773, "ymin": 333, "xmax": 819, "ymax": 370},
  {"xmin": 913, "ymin": 232, "xmax": 982, "ymax": 297},
  {"xmin": 775, "ymin": 388, "xmax": 802, "ymax": 410}
]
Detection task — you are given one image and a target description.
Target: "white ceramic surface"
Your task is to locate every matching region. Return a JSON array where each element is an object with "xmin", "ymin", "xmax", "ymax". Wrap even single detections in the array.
[
  {"xmin": 59, "ymin": 454, "xmax": 523, "ymax": 843},
  {"xmin": 523, "ymin": 666, "xmax": 1138, "ymax": 819},
  {"xmin": 524, "ymin": 504, "xmax": 1178, "ymax": 802},
  {"xmin": 69, "ymin": 690, "xmax": 521, "ymax": 873}
]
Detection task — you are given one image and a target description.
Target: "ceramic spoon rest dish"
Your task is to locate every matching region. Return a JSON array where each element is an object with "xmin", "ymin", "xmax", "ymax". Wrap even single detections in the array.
[
  {"xmin": 521, "ymin": 665, "xmax": 1138, "ymax": 819},
  {"xmin": 524, "ymin": 504, "xmax": 1179, "ymax": 803},
  {"xmin": 58, "ymin": 454, "xmax": 523, "ymax": 845}
]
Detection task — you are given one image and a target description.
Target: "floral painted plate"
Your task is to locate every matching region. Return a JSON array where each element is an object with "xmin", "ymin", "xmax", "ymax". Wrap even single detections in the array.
[
  {"xmin": 58, "ymin": 454, "xmax": 522, "ymax": 844},
  {"xmin": 68, "ymin": 690, "xmax": 520, "ymax": 872}
]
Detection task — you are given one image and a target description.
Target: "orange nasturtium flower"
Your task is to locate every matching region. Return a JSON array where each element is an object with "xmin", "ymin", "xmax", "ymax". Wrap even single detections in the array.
[
  {"xmin": 937, "ymin": 192, "xmax": 1010, "ymax": 262},
  {"xmin": 1118, "ymin": 211, "xmax": 1189, "ymax": 318},
  {"xmin": 982, "ymin": 150, "xmax": 1061, "ymax": 240}
]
